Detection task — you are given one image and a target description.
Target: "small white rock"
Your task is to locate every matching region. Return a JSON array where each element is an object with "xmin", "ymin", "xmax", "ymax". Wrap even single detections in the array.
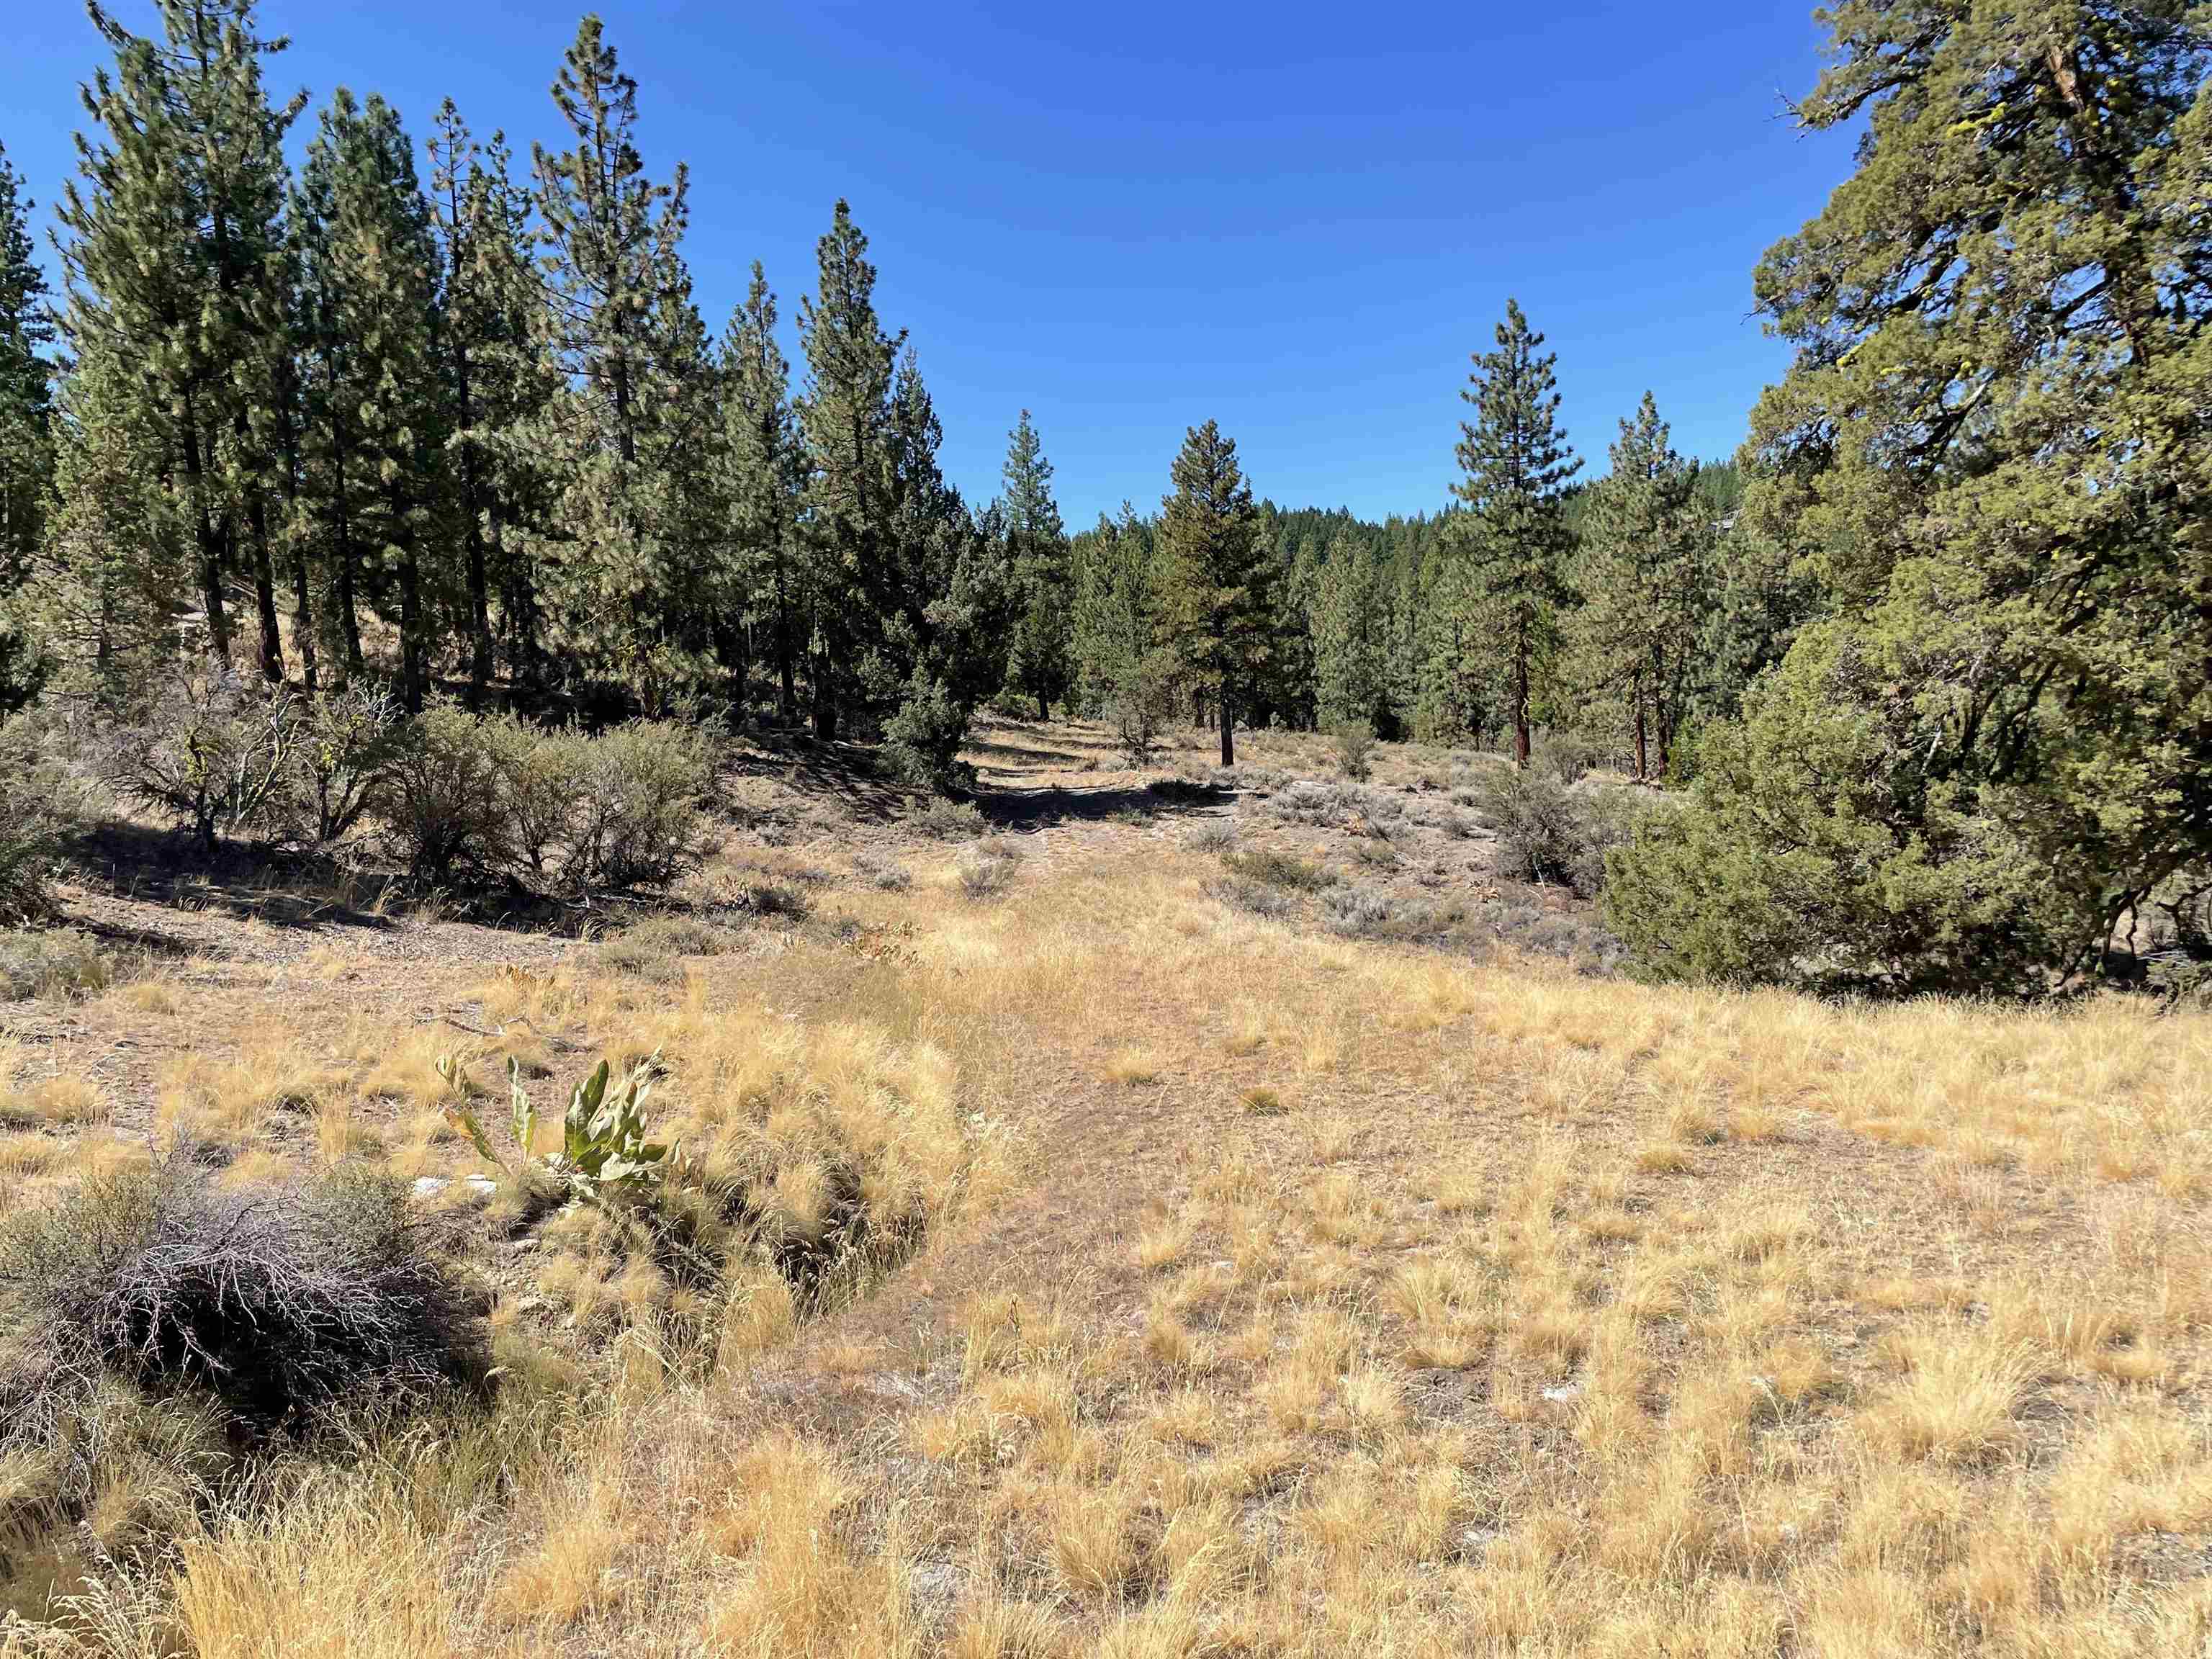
[
  {"xmin": 1541, "ymin": 1382, "xmax": 1582, "ymax": 1403},
  {"xmin": 410, "ymin": 1177, "xmax": 449, "ymax": 1200}
]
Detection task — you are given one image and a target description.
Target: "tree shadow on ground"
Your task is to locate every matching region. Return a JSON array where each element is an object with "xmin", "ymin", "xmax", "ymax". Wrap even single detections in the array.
[
  {"xmin": 68, "ymin": 822, "xmax": 401, "ymax": 935},
  {"xmin": 727, "ymin": 728, "xmax": 910, "ymax": 826},
  {"xmin": 967, "ymin": 778, "xmax": 1234, "ymax": 832}
]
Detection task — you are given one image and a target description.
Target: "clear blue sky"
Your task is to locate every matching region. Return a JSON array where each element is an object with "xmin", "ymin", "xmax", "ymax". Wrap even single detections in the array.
[{"xmin": 5, "ymin": 1, "xmax": 1849, "ymax": 527}]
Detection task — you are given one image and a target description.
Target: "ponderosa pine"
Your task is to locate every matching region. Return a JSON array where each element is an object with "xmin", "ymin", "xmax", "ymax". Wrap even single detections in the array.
[
  {"xmin": 1156, "ymin": 420, "xmax": 1271, "ymax": 767},
  {"xmin": 1447, "ymin": 300, "xmax": 1579, "ymax": 768}
]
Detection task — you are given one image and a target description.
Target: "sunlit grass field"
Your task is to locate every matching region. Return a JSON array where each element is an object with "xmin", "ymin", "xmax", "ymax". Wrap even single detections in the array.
[{"xmin": 3, "ymin": 720, "xmax": 2208, "ymax": 1658}]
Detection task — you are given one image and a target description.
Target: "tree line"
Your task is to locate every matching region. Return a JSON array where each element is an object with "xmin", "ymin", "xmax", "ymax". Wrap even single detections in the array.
[
  {"xmin": 0, "ymin": 3, "xmax": 1087, "ymax": 786},
  {"xmin": 2, "ymin": 0, "xmax": 2208, "ymax": 994}
]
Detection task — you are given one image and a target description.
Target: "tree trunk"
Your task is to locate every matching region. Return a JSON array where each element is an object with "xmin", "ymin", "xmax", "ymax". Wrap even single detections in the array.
[
  {"xmin": 396, "ymin": 502, "xmax": 424, "ymax": 714},
  {"xmin": 1038, "ymin": 693, "xmax": 1049, "ymax": 723},
  {"xmin": 1219, "ymin": 691, "xmax": 1234, "ymax": 767},
  {"xmin": 773, "ymin": 539, "xmax": 796, "ymax": 722},
  {"xmin": 179, "ymin": 415, "xmax": 233, "ymax": 667},
  {"xmin": 1512, "ymin": 652, "xmax": 1531, "ymax": 768},
  {"xmin": 1632, "ymin": 683, "xmax": 1648, "ymax": 781},
  {"xmin": 290, "ymin": 542, "xmax": 318, "ymax": 698},
  {"xmin": 248, "ymin": 492, "xmax": 284, "ymax": 683}
]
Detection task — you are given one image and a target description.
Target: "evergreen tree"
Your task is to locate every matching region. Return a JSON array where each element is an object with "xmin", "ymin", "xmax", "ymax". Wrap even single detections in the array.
[
  {"xmin": 32, "ymin": 336, "xmax": 189, "ymax": 709},
  {"xmin": 1611, "ymin": 0, "xmax": 2212, "ymax": 988},
  {"xmin": 296, "ymin": 90, "xmax": 443, "ymax": 709},
  {"xmin": 999, "ymin": 410, "xmax": 1071, "ymax": 721},
  {"xmin": 1313, "ymin": 530, "xmax": 1387, "ymax": 731},
  {"xmin": 59, "ymin": 0, "xmax": 305, "ymax": 679},
  {"xmin": 0, "ymin": 141, "xmax": 53, "ymax": 591},
  {"xmin": 1446, "ymin": 299, "xmax": 1579, "ymax": 766},
  {"xmin": 796, "ymin": 199, "xmax": 900, "ymax": 741},
  {"xmin": 428, "ymin": 100, "xmax": 548, "ymax": 703},
  {"xmin": 1072, "ymin": 505, "xmax": 1178, "ymax": 757},
  {"xmin": 1156, "ymin": 420, "xmax": 1270, "ymax": 766},
  {"xmin": 0, "ymin": 141, "xmax": 54, "ymax": 708},
  {"xmin": 719, "ymin": 261, "xmax": 802, "ymax": 719},
  {"xmin": 1572, "ymin": 393, "xmax": 1709, "ymax": 778},
  {"xmin": 526, "ymin": 14, "xmax": 719, "ymax": 709},
  {"xmin": 874, "ymin": 347, "xmax": 1007, "ymax": 783}
]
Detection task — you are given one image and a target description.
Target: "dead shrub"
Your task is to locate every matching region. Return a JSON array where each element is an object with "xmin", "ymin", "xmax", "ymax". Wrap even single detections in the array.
[{"xmin": 0, "ymin": 1156, "xmax": 485, "ymax": 1439}]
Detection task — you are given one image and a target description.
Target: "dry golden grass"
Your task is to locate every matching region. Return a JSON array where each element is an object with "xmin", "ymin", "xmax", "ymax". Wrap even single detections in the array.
[{"xmin": 5, "ymin": 716, "xmax": 2211, "ymax": 1657}]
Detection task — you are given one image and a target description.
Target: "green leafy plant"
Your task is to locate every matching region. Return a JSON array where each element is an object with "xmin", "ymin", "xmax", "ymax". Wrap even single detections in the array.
[{"xmin": 436, "ymin": 1048, "xmax": 676, "ymax": 1205}]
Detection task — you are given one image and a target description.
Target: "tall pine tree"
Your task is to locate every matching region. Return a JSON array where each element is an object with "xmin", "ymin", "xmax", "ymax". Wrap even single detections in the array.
[
  {"xmin": 999, "ymin": 410, "xmax": 1071, "ymax": 721},
  {"xmin": 1447, "ymin": 299, "xmax": 1579, "ymax": 766},
  {"xmin": 718, "ymin": 262, "xmax": 801, "ymax": 717},
  {"xmin": 0, "ymin": 141, "xmax": 53, "ymax": 708},
  {"xmin": 1156, "ymin": 419, "xmax": 1270, "ymax": 766},
  {"xmin": 60, "ymin": 0, "xmax": 305, "ymax": 680},
  {"xmin": 796, "ymin": 199, "xmax": 900, "ymax": 740},
  {"xmin": 1573, "ymin": 392, "xmax": 1708, "ymax": 778},
  {"xmin": 296, "ymin": 89, "xmax": 444, "ymax": 708},
  {"xmin": 526, "ymin": 14, "xmax": 719, "ymax": 709}
]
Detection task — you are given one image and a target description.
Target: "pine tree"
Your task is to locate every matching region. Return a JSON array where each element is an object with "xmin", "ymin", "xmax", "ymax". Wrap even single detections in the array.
[
  {"xmin": 0, "ymin": 141, "xmax": 54, "ymax": 708},
  {"xmin": 718, "ymin": 262, "xmax": 801, "ymax": 718},
  {"xmin": 1573, "ymin": 392, "xmax": 1707, "ymax": 778},
  {"xmin": 999, "ymin": 410, "xmax": 1071, "ymax": 721},
  {"xmin": 1610, "ymin": 1, "xmax": 2212, "ymax": 989},
  {"xmin": 1073, "ymin": 505, "xmax": 1178, "ymax": 757},
  {"xmin": 32, "ymin": 336, "xmax": 192, "ymax": 709},
  {"xmin": 1314, "ymin": 531, "xmax": 1387, "ymax": 731},
  {"xmin": 297, "ymin": 90, "xmax": 443, "ymax": 709},
  {"xmin": 1156, "ymin": 420, "xmax": 1270, "ymax": 766},
  {"xmin": 0, "ymin": 142, "xmax": 53, "ymax": 590},
  {"xmin": 1447, "ymin": 299, "xmax": 1580, "ymax": 766},
  {"xmin": 526, "ymin": 14, "xmax": 719, "ymax": 709},
  {"xmin": 796, "ymin": 199, "xmax": 901, "ymax": 741},
  {"xmin": 60, "ymin": 0, "xmax": 305, "ymax": 679},
  {"xmin": 427, "ymin": 115, "xmax": 553, "ymax": 693},
  {"xmin": 875, "ymin": 347, "xmax": 1007, "ymax": 784}
]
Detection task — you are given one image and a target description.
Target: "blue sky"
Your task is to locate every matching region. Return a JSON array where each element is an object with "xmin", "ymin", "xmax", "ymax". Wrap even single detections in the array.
[{"xmin": 4, "ymin": 1, "xmax": 1850, "ymax": 527}]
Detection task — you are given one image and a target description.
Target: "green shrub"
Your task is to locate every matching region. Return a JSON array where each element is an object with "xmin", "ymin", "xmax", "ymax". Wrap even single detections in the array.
[
  {"xmin": 1532, "ymin": 733, "xmax": 1600, "ymax": 785},
  {"xmin": 0, "ymin": 929, "xmax": 117, "ymax": 1002},
  {"xmin": 956, "ymin": 840, "xmax": 1022, "ymax": 899},
  {"xmin": 1187, "ymin": 817, "xmax": 1237, "ymax": 852},
  {"xmin": 904, "ymin": 796, "xmax": 986, "ymax": 840},
  {"xmin": 1328, "ymin": 718, "xmax": 1375, "ymax": 782},
  {"xmin": 294, "ymin": 683, "xmax": 408, "ymax": 843},
  {"xmin": 853, "ymin": 853, "xmax": 912, "ymax": 891},
  {"xmin": 377, "ymin": 712, "xmax": 711, "ymax": 894},
  {"xmin": 0, "ymin": 716, "xmax": 89, "ymax": 922},
  {"xmin": 380, "ymin": 704, "xmax": 513, "ymax": 884},
  {"xmin": 565, "ymin": 720, "xmax": 714, "ymax": 891},
  {"xmin": 1210, "ymin": 876, "xmax": 1300, "ymax": 920},
  {"xmin": 1470, "ymin": 768, "xmax": 1635, "ymax": 896},
  {"xmin": 1321, "ymin": 884, "xmax": 1395, "ymax": 936},
  {"xmin": 1602, "ymin": 625, "xmax": 2092, "ymax": 992},
  {"xmin": 1223, "ymin": 848, "xmax": 1334, "ymax": 891},
  {"xmin": 496, "ymin": 717, "xmax": 588, "ymax": 877}
]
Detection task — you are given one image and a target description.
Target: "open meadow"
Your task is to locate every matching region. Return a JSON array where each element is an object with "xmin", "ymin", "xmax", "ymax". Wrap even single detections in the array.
[{"xmin": 2, "ymin": 716, "xmax": 2207, "ymax": 1658}]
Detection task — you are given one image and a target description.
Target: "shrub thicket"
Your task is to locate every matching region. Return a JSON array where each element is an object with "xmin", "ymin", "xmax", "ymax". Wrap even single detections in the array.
[
  {"xmin": 378, "ymin": 708, "xmax": 711, "ymax": 893},
  {"xmin": 0, "ymin": 715, "xmax": 89, "ymax": 922},
  {"xmin": 1472, "ymin": 768, "xmax": 1639, "ymax": 896},
  {"xmin": 1603, "ymin": 627, "xmax": 2096, "ymax": 993}
]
